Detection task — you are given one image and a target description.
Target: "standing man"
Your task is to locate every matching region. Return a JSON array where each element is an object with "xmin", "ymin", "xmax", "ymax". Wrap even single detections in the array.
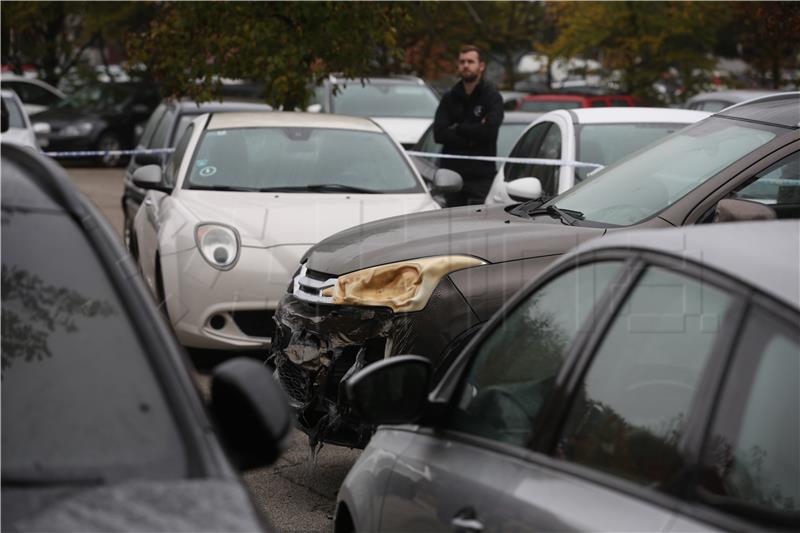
[{"xmin": 433, "ymin": 45, "xmax": 504, "ymax": 206}]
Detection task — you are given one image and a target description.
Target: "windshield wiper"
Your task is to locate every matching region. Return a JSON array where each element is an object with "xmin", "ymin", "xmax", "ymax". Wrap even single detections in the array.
[
  {"xmin": 508, "ymin": 198, "xmax": 546, "ymax": 219},
  {"xmin": 546, "ymin": 205, "xmax": 584, "ymax": 226},
  {"xmin": 304, "ymin": 184, "xmax": 380, "ymax": 194}
]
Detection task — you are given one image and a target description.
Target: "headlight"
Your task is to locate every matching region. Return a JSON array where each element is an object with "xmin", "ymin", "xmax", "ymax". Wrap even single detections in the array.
[
  {"xmin": 60, "ymin": 121, "xmax": 95, "ymax": 137},
  {"xmin": 319, "ymin": 255, "xmax": 485, "ymax": 312},
  {"xmin": 194, "ymin": 223, "xmax": 240, "ymax": 270}
]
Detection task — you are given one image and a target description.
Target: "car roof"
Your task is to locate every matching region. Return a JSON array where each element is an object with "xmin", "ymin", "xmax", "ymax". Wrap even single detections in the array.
[
  {"xmin": 565, "ymin": 107, "xmax": 711, "ymax": 124},
  {"xmin": 572, "ymin": 221, "xmax": 800, "ymax": 309},
  {"xmin": 687, "ymin": 89, "xmax": 779, "ymax": 103},
  {"xmin": 716, "ymin": 92, "xmax": 800, "ymax": 128},
  {"xmin": 206, "ymin": 111, "xmax": 384, "ymax": 132},
  {"xmin": 173, "ymin": 99, "xmax": 273, "ymax": 113}
]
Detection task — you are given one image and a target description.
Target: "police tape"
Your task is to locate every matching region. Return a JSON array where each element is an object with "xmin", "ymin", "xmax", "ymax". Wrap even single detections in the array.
[
  {"xmin": 406, "ymin": 150, "xmax": 604, "ymax": 170},
  {"xmin": 44, "ymin": 147, "xmax": 176, "ymax": 158}
]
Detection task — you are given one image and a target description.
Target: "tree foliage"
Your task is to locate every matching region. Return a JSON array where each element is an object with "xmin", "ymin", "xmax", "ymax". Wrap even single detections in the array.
[
  {"xmin": 734, "ymin": 2, "xmax": 800, "ymax": 88},
  {"xmin": 543, "ymin": 1, "xmax": 731, "ymax": 100},
  {"xmin": 126, "ymin": 2, "xmax": 410, "ymax": 108}
]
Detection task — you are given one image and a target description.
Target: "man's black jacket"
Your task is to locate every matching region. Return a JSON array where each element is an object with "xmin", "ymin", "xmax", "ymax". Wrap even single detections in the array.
[{"xmin": 433, "ymin": 78, "xmax": 504, "ymax": 178}]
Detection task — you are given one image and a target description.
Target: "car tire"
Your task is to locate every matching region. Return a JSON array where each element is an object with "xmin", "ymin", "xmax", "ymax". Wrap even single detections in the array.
[{"xmin": 95, "ymin": 131, "xmax": 124, "ymax": 167}]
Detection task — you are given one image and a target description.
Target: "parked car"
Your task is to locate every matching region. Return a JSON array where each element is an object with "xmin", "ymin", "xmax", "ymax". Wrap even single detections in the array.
[
  {"xmin": 485, "ymin": 107, "xmax": 710, "ymax": 204},
  {"xmin": 1, "ymin": 142, "xmax": 291, "ymax": 532},
  {"xmin": 0, "ymin": 73, "xmax": 65, "ymax": 116},
  {"xmin": 31, "ymin": 81, "xmax": 160, "ymax": 166},
  {"xmin": 336, "ymin": 219, "xmax": 800, "ymax": 532},
  {"xmin": 131, "ymin": 112, "xmax": 457, "ymax": 355},
  {"xmin": 410, "ymin": 110, "xmax": 542, "ymax": 190},
  {"xmin": 685, "ymin": 89, "xmax": 780, "ymax": 113},
  {"xmin": 517, "ymin": 93, "xmax": 639, "ymax": 112},
  {"xmin": 499, "ymin": 90, "xmax": 530, "ymax": 110},
  {"xmin": 1, "ymin": 89, "xmax": 40, "ymax": 150},
  {"xmin": 122, "ymin": 98, "xmax": 274, "ymax": 254},
  {"xmin": 271, "ymin": 92, "xmax": 799, "ymax": 448},
  {"xmin": 309, "ymin": 75, "xmax": 440, "ymax": 147}
]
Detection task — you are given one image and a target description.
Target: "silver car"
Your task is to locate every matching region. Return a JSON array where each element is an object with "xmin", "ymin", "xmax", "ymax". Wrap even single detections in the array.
[{"xmin": 336, "ymin": 220, "xmax": 800, "ymax": 532}]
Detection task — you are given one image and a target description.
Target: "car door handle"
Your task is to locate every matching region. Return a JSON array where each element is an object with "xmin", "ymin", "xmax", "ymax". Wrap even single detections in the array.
[{"xmin": 451, "ymin": 516, "xmax": 484, "ymax": 532}]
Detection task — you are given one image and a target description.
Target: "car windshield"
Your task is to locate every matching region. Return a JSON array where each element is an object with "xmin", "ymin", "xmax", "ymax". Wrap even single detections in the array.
[
  {"xmin": 2, "ymin": 96, "xmax": 25, "ymax": 128},
  {"xmin": 544, "ymin": 117, "xmax": 780, "ymax": 226},
  {"xmin": 519, "ymin": 99, "xmax": 582, "ymax": 112},
  {"xmin": 186, "ymin": 127, "xmax": 424, "ymax": 193},
  {"xmin": 574, "ymin": 122, "xmax": 692, "ymax": 182},
  {"xmin": 57, "ymin": 84, "xmax": 135, "ymax": 112},
  {"xmin": 331, "ymin": 82, "xmax": 439, "ymax": 118}
]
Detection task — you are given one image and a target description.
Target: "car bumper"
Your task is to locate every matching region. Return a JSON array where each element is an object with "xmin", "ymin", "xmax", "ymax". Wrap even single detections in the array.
[
  {"xmin": 162, "ymin": 244, "xmax": 310, "ymax": 351},
  {"xmin": 271, "ymin": 276, "xmax": 480, "ymax": 448}
]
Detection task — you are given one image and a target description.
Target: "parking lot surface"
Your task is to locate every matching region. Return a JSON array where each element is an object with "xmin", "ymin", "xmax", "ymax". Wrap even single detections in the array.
[{"xmin": 65, "ymin": 165, "xmax": 360, "ymax": 533}]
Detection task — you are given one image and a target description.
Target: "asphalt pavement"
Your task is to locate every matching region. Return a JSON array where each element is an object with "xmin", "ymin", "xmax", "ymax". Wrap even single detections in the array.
[{"xmin": 64, "ymin": 164, "xmax": 361, "ymax": 533}]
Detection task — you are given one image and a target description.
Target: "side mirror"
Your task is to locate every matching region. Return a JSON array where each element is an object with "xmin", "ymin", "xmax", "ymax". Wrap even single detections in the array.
[
  {"xmin": 210, "ymin": 358, "xmax": 292, "ymax": 469},
  {"xmin": 346, "ymin": 355, "xmax": 431, "ymax": 425},
  {"xmin": 713, "ymin": 198, "xmax": 776, "ymax": 223},
  {"xmin": 132, "ymin": 164, "xmax": 170, "ymax": 191},
  {"xmin": 33, "ymin": 122, "xmax": 51, "ymax": 148},
  {"xmin": 506, "ymin": 177, "xmax": 542, "ymax": 202},
  {"xmin": 432, "ymin": 168, "xmax": 463, "ymax": 193},
  {"xmin": 134, "ymin": 152, "xmax": 163, "ymax": 166},
  {"xmin": 306, "ymin": 103, "xmax": 322, "ymax": 113}
]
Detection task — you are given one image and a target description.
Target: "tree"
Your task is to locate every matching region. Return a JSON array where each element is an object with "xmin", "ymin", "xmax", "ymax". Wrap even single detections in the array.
[
  {"xmin": 1, "ymin": 1, "xmax": 157, "ymax": 86},
  {"xmin": 126, "ymin": 2, "xmax": 410, "ymax": 109},
  {"xmin": 543, "ymin": 1, "xmax": 731, "ymax": 101},
  {"xmin": 734, "ymin": 2, "xmax": 800, "ymax": 88}
]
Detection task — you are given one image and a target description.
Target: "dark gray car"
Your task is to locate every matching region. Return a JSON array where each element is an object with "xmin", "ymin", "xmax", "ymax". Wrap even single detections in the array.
[
  {"xmin": 2, "ymin": 143, "xmax": 290, "ymax": 532},
  {"xmin": 337, "ymin": 220, "xmax": 800, "ymax": 532},
  {"xmin": 271, "ymin": 92, "xmax": 800, "ymax": 448}
]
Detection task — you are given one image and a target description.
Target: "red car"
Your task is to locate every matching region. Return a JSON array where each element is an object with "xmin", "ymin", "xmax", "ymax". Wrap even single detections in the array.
[{"xmin": 517, "ymin": 93, "xmax": 638, "ymax": 112}]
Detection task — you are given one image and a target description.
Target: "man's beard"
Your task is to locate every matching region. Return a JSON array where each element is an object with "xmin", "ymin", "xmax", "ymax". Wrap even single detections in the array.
[{"xmin": 460, "ymin": 71, "xmax": 479, "ymax": 83}]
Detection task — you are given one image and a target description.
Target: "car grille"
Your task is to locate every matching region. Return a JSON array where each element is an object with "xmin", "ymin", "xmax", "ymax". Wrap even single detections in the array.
[
  {"xmin": 292, "ymin": 264, "xmax": 338, "ymax": 304},
  {"xmin": 231, "ymin": 310, "xmax": 275, "ymax": 338}
]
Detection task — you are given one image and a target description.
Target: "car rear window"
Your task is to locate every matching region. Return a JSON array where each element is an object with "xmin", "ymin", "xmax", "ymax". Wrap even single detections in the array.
[
  {"xmin": 1, "ymin": 197, "xmax": 188, "ymax": 483},
  {"xmin": 519, "ymin": 99, "xmax": 583, "ymax": 112}
]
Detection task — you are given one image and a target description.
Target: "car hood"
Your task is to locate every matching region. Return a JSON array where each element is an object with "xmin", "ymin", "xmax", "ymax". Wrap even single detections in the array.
[
  {"xmin": 304, "ymin": 204, "xmax": 607, "ymax": 275},
  {"xmin": 370, "ymin": 117, "xmax": 432, "ymax": 146},
  {"xmin": 176, "ymin": 190, "xmax": 440, "ymax": 249},
  {"xmin": 3, "ymin": 479, "xmax": 264, "ymax": 533},
  {"xmin": 31, "ymin": 107, "xmax": 104, "ymax": 127}
]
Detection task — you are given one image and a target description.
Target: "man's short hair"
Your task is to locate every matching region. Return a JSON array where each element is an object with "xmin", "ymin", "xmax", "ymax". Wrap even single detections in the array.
[{"xmin": 459, "ymin": 45, "xmax": 483, "ymax": 62}]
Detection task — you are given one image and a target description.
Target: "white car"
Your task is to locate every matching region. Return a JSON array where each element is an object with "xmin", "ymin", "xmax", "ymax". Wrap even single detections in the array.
[
  {"xmin": 0, "ymin": 74, "xmax": 65, "ymax": 116},
  {"xmin": 1, "ymin": 89, "xmax": 38, "ymax": 150},
  {"xmin": 131, "ymin": 112, "xmax": 456, "ymax": 352},
  {"xmin": 485, "ymin": 107, "xmax": 710, "ymax": 204}
]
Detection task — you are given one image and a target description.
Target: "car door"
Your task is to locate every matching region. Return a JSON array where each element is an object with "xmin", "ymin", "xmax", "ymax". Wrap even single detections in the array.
[
  {"xmin": 135, "ymin": 124, "xmax": 194, "ymax": 293},
  {"xmin": 378, "ymin": 260, "xmax": 630, "ymax": 532},
  {"xmin": 670, "ymin": 297, "xmax": 800, "ymax": 531}
]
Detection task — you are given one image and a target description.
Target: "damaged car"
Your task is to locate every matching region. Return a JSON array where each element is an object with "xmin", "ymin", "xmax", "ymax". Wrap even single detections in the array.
[{"xmin": 271, "ymin": 92, "xmax": 800, "ymax": 448}]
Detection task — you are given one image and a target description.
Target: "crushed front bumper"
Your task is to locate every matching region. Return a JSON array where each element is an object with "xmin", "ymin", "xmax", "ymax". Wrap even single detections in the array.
[{"xmin": 271, "ymin": 275, "xmax": 480, "ymax": 448}]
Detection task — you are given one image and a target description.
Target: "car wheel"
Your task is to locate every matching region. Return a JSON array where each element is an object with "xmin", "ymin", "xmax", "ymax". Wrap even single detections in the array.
[{"xmin": 96, "ymin": 131, "xmax": 123, "ymax": 167}]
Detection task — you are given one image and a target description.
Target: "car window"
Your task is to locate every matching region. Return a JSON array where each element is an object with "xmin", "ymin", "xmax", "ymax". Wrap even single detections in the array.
[
  {"xmin": 1, "ymin": 199, "xmax": 188, "ymax": 482},
  {"xmin": 172, "ymin": 114, "xmax": 199, "ymax": 146},
  {"xmin": 330, "ymin": 83, "xmax": 439, "ymax": 118},
  {"xmin": 164, "ymin": 124, "xmax": 193, "ymax": 186},
  {"xmin": 612, "ymin": 98, "xmax": 632, "ymax": 107},
  {"xmin": 187, "ymin": 127, "xmax": 423, "ymax": 193},
  {"xmin": 418, "ymin": 127, "xmax": 442, "ymax": 168},
  {"xmin": 698, "ymin": 306, "xmax": 799, "ymax": 517},
  {"xmin": 6, "ymin": 81, "xmax": 59, "ymax": 106},
  {"xmin": 575, "ymin": 123, "xmax": 690, "ymax": 182},
  {"xmin": 552, "ymin": 117, "xmax": 781, "ymax": 226},
  {"xmin": 590, "ymin": 100, "xmax": 607, "ymax": 107},
  {"xmin": 695, "ymin": 101, "xmax": 730, "ymax": 113},
  {"xmin": 138, "ymin": 103, "xmax": 167, "ymax": 147},
  {"xmin": 2, "ymin": 96, "xmax": 25, "ymax": 128},
  {"xmin": 731, "ymin": 151, "xmax": 799, "ymax": 219},
  {"xmin": 531, "ymin": 123, "xmax": 562, "ymax": 197},
  {"xmin": 504, "ymin": 122, "xmax": 550, "ymax": 183},
  {"xmin": 149, "ymin": 108, "xmax": 173, "ymax": 149},
  {"xmin": 519, "ymin": 100, "xmax": 582, "ymax": 112},
  {"xmin": 446, "ymin": 262, "xmax": 623, "ymax": 449},
  {"xmin": 556, "ymin": 266, "xmax": 735, "ymax": 488}
]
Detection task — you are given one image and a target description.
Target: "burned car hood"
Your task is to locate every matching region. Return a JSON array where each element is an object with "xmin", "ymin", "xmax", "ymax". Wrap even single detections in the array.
[
  {"xmin": 303, "ymin": 204, "xmax": 607, "ymax": 275},
  {"xmin": 3, "ymin": 479, "xmax": 264, "ymax": 533}
]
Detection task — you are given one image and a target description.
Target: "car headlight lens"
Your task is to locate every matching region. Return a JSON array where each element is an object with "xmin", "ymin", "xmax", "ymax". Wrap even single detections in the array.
[
  {"xmin": 195, "ymin": 223, "xmax": 240, "ymax": 270},
  {"xmin": 61, "ymin": 121, "xmax": 95, "ymax": 137},
  {"xmin": 320, "ymin": 255, "xmax": 486, "ymax": 312}
]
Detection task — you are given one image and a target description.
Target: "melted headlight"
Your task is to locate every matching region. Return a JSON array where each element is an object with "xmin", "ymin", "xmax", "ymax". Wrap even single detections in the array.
[
  {"xmin": 320, "ymin": 255, "xmax": 485, "ymax": 312},
  {"xmin": 195, "ymin": 223, "xmax": 240, "ymax": 270}
]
